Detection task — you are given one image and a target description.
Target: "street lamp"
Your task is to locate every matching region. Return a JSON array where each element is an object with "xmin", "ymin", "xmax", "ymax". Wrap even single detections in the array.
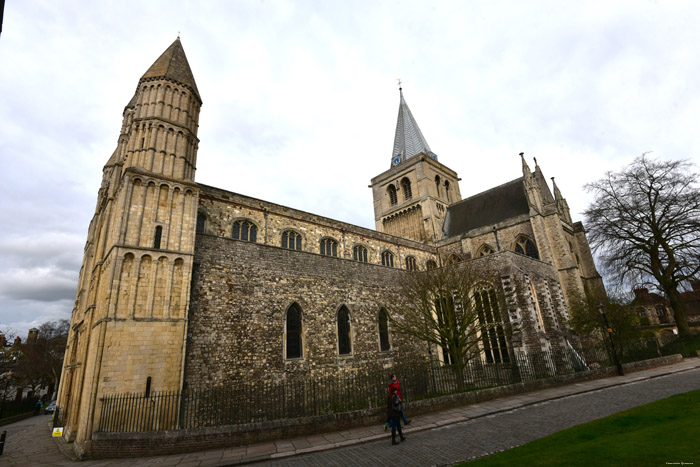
[{"xmin": 598, "ymin": 303, "xmax": 624, "ymax": 376}]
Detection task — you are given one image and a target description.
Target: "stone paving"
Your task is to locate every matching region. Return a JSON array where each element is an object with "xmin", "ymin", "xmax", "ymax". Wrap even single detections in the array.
[{"xmin": 1, "ymin": 358, "xmax": 699, "ymax": 466}]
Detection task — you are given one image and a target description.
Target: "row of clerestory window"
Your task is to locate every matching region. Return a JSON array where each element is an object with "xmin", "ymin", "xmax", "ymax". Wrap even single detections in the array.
[
  {"xmin": 285, "ymin": 304, "xmax": 391, "ymax": 359},
  {"xmin": 197, "ymin": 214, "xmax": 432, "ymax": 269}
]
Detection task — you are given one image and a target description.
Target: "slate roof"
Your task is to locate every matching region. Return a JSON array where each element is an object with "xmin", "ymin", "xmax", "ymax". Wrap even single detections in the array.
[
  {"xmin": 442, "ymin": 177, "xmax": 530, "ymax": 238},
  {"xmin": 140, "ymin": 38, "xmax": 201, "ymax": 102},
  {"xmin": 392, "ymin": 89, "xmax": 435, "ymax": 166}
]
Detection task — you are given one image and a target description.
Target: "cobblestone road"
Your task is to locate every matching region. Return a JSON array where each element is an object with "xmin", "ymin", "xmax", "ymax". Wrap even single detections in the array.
[{"xmin": 259, "ymin": 368, "xmax": 700, "ymax": 466}]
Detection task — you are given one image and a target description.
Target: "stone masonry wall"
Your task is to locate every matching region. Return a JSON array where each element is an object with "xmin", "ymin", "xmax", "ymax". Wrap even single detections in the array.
[{"xmin": 185, "ymin": 234, "xmax": 427, "ymax": 387}]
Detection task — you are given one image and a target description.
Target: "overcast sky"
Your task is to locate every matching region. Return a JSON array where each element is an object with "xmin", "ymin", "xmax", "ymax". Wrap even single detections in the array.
[{"xmin": 1, "ymin": 0, "xmax": 699, "ymax": 338}]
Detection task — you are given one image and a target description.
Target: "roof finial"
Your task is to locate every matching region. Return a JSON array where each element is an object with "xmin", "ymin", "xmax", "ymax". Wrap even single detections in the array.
[
  {"xmin": 396, "ymin": 78, "xmax": 402, "ymax": 91},
  {"xmin": 177, "ymin": 30, "xmax": 181, "ymax": 39}
]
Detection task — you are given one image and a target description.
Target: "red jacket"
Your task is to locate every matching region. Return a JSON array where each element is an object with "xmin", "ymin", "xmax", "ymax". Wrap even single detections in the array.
[{"xmin": 388, "ymin": 380, "xmax": 402, "ymax": 400}]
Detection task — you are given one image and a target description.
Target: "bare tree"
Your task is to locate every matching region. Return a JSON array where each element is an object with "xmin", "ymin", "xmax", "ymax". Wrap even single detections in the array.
[
  {"xmin": 388, "ymin": 262, "xmax": 509, "ymax": 390},
  {"xmin": 13, "ymin": 320, "xmax": 69, "ymax": 399},
  {"xmin": 584, "ymin": 155, "xmax": 700, "ymax": 335}
]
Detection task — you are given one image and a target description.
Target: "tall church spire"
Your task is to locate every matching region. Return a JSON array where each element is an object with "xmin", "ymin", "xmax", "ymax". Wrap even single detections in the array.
[{"xmin": 391, "ymin": 87, "xmax": 436, "ymax": 167}]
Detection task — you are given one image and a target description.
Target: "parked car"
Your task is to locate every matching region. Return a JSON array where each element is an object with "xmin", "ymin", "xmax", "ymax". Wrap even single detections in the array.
[{"xmin": 44, "ymin": 401, "xmax": 56, "ymax": 415}]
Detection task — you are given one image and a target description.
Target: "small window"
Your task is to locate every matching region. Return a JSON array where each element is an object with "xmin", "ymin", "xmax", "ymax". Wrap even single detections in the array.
[
  {"xmin": 378, "ymin": 309, "xmax": 390, "ymax": 351},
  {"xmin": 153, "ymin": 226, "xmax": 162, "ymax": 249},
  {"xmin": 232, "ymin": 220, "xmax": 258, "ymax": 242},
  {"xmin": 405, "ymin": 256, "xmax": 417, "ymax": 271},
  {"xmin": 282, "ymin": 230, "xmax": 302, "ymax": 251},
  {"xmin": 447, "ymin": 254, "xmax": 462, "ymax": 264},
  {"xmin": 445, "ymin": 180, "xmax": 451, "ymax": 202},
  {"xmin": 286, "ymin": 303, "xmax": 303, "ymax": 359},
  {"xmin": 514, "ymin": 236, "xmax": 539, "ymax": 260},
  {"xmin": 401, "ymin": 178, "xmax": 412, "ymax": 200},
  {"xmin": 656, "ymin": 306, "xmax": 666, "ymax": 318},
  {"xmin": 435, "ymin": 175, "xmax": 441, "ymax": 197},
  {"xmin": 196, "ymin": 213, "xmax": 206, "ymax": 233},
  {"xmin": 382, "ymin": 250, "xmax": 395, "ymax": 267},
  {"xmin": 388, "ymin": 185, "xmax": 398, "ymax": 206},
  {"xmin": 338, "ymin": 306, "xmax": 352, "ymax": 355},
  {"xmin": 478, "ymin": 244, "xmax": 495, "ymax": 257},
  {"xmin": 320, "ymin": 238, "xmax": 338, "ymax": 257},
  {"xmin": 353, "ymin": 245, "xmax": 368, "ymax": 263},
  {"xmin": 426, "ymin": 260, "xmax": 438, "ymax": 270}
]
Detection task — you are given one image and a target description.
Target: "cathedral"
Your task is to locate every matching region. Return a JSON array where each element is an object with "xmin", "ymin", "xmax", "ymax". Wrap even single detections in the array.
[{"xmin": 56, "ymin": 38, "xmax": 603, "ymax": 455}]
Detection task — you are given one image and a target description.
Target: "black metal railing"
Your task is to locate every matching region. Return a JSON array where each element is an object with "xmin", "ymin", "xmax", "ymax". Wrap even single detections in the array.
[{"xmin": 96, "ymin": 344, "xmax": 650, "ymax": 433}]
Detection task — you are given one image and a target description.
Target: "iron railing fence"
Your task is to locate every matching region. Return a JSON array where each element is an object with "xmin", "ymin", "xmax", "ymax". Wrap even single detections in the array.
[{"xmin": 96, "ymin": 344, "xmax": 643, "ymax": 433}]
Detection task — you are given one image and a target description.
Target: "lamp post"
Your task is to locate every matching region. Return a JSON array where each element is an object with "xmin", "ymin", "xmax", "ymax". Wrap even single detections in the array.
[{"xmin": 598, "ymin": 303, "xmax": 624, "ymax": 376}]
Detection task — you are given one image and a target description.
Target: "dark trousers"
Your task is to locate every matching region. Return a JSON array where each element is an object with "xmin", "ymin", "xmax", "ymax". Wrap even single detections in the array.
[{"xmin": 390, "ymin": 416, "xmax": 403, "ymax": 437}]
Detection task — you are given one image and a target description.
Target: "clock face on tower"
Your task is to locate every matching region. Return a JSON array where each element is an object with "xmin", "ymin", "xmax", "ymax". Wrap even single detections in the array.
[{"xmin": 392, "ymin": 156, "xmax": 401, "ymax": 166}]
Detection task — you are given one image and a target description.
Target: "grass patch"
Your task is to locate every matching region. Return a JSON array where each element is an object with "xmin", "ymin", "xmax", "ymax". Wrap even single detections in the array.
[{"xmin": 460, "ymin": 389, "xmax": 700, "ymax": 466}]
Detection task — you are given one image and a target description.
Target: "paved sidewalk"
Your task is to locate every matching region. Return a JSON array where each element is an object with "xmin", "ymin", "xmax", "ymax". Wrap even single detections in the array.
[{"xmin": 2, "ymin": 358, "xmax": 699, "ymax": 466}]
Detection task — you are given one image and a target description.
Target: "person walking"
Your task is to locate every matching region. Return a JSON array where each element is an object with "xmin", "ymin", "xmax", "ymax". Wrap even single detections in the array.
[
  {"xmin": 384, "ymin": 374, "xmax": 410, "ymax": 431},
  {"xmin": 386, "ymin": 386, "xmax": 406, "ymax": 445}
]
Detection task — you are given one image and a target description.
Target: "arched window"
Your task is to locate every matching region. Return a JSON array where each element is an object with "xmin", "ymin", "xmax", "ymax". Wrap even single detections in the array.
[
  {"xmin": 337, "ymin": 306, "xmax": 352, "ymax": 355},
  {"xmin": 426, "ymin": 259, "xmax": 438, "ymax": 270},
  {"xmin": 447, "ymin": 254, "xmax": 462, "ymax": 264},
  {"xmin": 353, "ymin": 245, "xmax": 368, "ymax": 263},
  {"xmin": 514, "ymin": 236, "xmax": 539, "ymax": 260},
  {"xmin": 320, "ymin": 237, "xmax": 338, "ymax": 257},
  {"xmin": 388, "ymin": 185, "xmax": 398, "ymax": 206},
  {"xmin": 196, "ymin": 213, "xmax": 206, "ymax": 233},
  {"xmin": 435, "ymin": 175, "xmax": 441, "ymax": 197},
  {"xmin": 477, "ymin": 244, "xmax": 495, "ymax": 257},
  {"xmin": 232, "ymin": 220, "xmax": 257, "ymax": 242},
  {"xmin": 153, "ymin": 226, "xmax": 163, "ymax": 249},
  {"xmin": 382, "ymin": 250, "xmax": 395, "ymax": 267},
  {"xmin": 282, "ymin": 230, "xmax": 302, "ymax": 250},
  {"xmin": 401, "ymin": 178, "xmax": 412, "ymax": 200},
  {"xmin": 378, "ymin": 309, "xmax": 390, "ymax": 351},
  {"xmin": 405, "ymin": 256, "xmax": 417, "ymax": 271},
  {"xmin": 286, "ymin": 303, "xmax": 303, "ymax": 359},
  {"xmin": 655, "ymin": 305, "xmax": 668, "ymax": 323},
  {"xmin": 474, "ymin": 288, "xmax": 509, "ymax": 363},
  {"xmin": 445, "ymin": 180, "xmax": 451, "ymax": 202}
]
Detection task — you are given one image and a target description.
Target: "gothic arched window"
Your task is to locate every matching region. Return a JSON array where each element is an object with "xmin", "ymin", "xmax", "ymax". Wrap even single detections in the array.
[
  {"xmin": 401, "ymin": 178, "xmax": 412, "ymax": 200},
  {"xmin": 405, "ymin": 256, "xmax": 417, "ymax": 271},
  {"xmin": 282, "ymin": 230, "xmax": 302, "ymax": 250},
  {"xmin": 232, "ymin": 219, "xmax": 258, "ymax": 242},
  {"xmin": 378, "ymin": 308, "xmax": 390, "ymax": 351},
  {"xmin": 447, "ymin": 254, "xmax": 462, "ymax": 264},
  {"xmin": 445, "ymin": 180, "xmax": 451, "ymax": 202},
  {"xmin": 337, "ymin": 306, "xmax": 352, "ymax": 355},
  {"xmin": 435, "ymin": 175, "xmax": 441, "ymax": 197},
  {"xmin": 426, "ymin": 259, "xmax": 438, "ymax": 270},
  {"xmin": 320, "ymin": 237, "xmax": 338, "ymax": 257},
  {"xmin": 153, "ymin": 225, "xmax": 163, "ymax": 249},
  {"xmin": 353, "ymin": 245, "xmax": 368, "ymax": 263},
  {"xmin": 382, "ymin": 250, "xmax": 395, "ymax": 267},
  {"xmin": 475, "ymin": 288, "xmax": 509, "ymax": 363},
  {"xmin": 286, "ymin": 303, "xmax": 303, "ymax": 359},
  {"xmin": 388, "ymin": 185, "xmax": 398, "ymax": 206},
  {"xmin": 477, "ymin": 244, "xmax": 495, "ymax": 257},
  {"xmin": 196, "ymin": 213, "xmax": 206, "ymax": 233},
  {"xmin": 514, "ymin": 236, "xmax": 539, "ymax": 260}
]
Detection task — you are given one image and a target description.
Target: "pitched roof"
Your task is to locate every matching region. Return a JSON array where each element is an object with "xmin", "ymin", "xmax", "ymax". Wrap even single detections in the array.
[
  {"xmin": 442, "ymin": 178, "xmax": 530, "ymax": 238},
  {"xmin": 391, "ymin": 89, "xmax": 435, "ymax": 166},
  {"xmin": 141, "ymin": 38, "xmax": 201, "ymax": 102}
]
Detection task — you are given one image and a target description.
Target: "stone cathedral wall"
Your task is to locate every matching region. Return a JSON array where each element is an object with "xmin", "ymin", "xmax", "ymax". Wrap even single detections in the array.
[{"xmin": 184, "ymin": 234, "xmax": 427, "ymax": 387}]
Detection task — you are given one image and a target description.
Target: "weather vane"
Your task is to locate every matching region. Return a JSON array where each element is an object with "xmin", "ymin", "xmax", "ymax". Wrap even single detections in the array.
[{"xmin": 396, "ymin": 78, "xmax": 402, "ymax": 88}]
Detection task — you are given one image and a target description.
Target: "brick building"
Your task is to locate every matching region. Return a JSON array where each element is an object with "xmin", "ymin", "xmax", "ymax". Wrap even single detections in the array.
[{"xmin": 56, "ymin": 39, "xmax": 604, "ymax": 456}]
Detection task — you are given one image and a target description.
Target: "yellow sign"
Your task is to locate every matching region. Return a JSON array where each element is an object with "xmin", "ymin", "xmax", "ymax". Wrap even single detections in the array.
[{"xmin": 52, "ymin": 427, "xmax": 63, "ymax": 438}]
